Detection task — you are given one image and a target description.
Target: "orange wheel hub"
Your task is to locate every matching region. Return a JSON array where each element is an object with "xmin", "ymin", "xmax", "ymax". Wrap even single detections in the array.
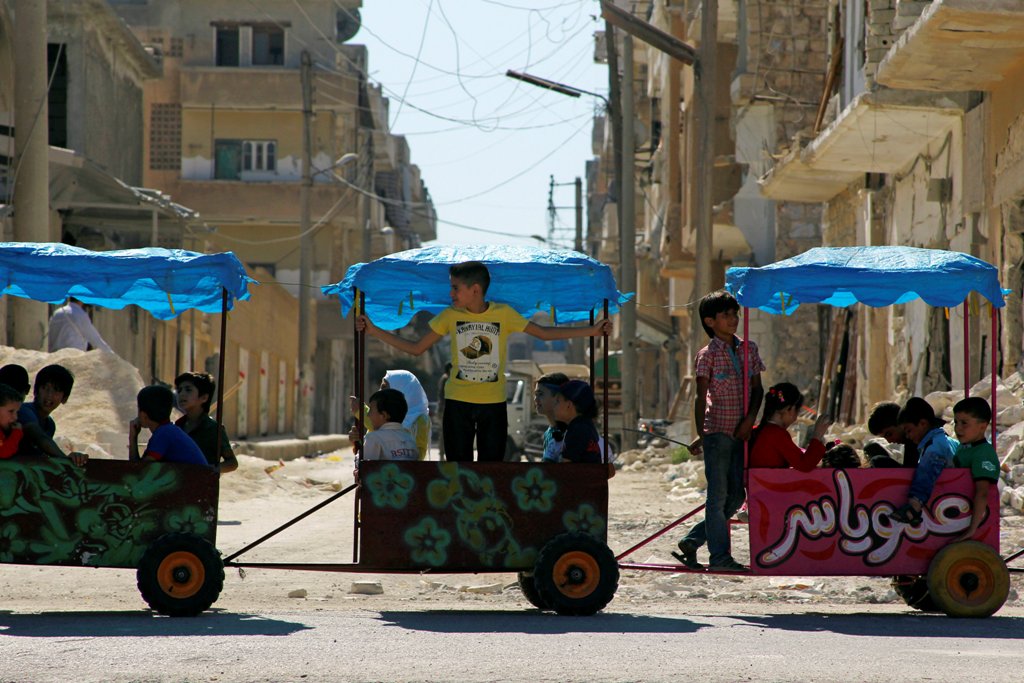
[
  {"xmin": 941, "ymin": 558, "xmax": 996, "ymax": 606},
  {"xmin": 552, "ymin": 551, "xmax": 600, "ymax": 598},
  {"xmin": 156, "ymin": 551, "xmax": 205, "ymax": 598}
]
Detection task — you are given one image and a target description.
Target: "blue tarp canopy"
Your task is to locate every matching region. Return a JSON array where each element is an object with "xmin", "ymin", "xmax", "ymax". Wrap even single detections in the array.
[
  {"xmin": 322, "ymin": 245, "xmax": 630, "ymax": 330},
  {"xmin": 0, "ymin": 243, "xmax": 254, "ymax": 319},
  {"xmin": 727, "ymin": 246, "xmax": 1006, "ymax": 315}
]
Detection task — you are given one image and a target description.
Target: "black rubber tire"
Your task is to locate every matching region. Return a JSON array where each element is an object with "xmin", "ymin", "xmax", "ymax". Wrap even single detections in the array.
[
  {"xmin": 533, "ymin": 532, "xmax": 618, "ymax": 616},
  {"xmin": 890, "ymin": 575, "xmax": 940, "ymax": 612},
  {"xmin": 137, "ymin": 533, "xmax": 224, "ymax": 617},
  {"xmin": 518, "ymin": 572, "xmax": 549, "ymax": 610},
  {"xmin": 926, "ymin": 541, "xmax": 1010, "ymax": 618}
]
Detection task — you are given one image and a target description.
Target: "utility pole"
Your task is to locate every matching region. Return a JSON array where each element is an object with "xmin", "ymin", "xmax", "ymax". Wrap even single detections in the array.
[
  {"xmin": 296, "ymin": 50, "xmax": 314, "ymax": 439},
  {"xmin": 360, "ymin": 128, "xmax": 373, "ymax": 263},
  {"xmin": 691, "ymin": 0, "xmax": 717, "ymax": 356},
  {"xmin": 11, "ymin": 0, "xmax": 50, "ymax": 349},
  {"xmin": 620, "ymin": 35, "xmax": 638, "ymax": 451},
  {"xmin": 574, "ymin": 176, "xmax": 583, "ymax": 253}
]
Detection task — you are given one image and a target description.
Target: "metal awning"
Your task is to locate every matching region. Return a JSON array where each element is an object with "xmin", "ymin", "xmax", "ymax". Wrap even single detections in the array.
[{"xmin": 876, "ymin": 0, "xmax": 1024, "ymax": 92}]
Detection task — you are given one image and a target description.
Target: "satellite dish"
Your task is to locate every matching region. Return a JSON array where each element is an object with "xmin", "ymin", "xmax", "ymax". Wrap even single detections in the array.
[{"xmin": 336, "ymin": 8, "xmax": 362, "ymax": 43}]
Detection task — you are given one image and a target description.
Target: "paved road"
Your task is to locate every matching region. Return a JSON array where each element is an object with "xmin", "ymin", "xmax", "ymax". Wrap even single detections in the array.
[{"xmin": 2, "ymin": 604, "xmax": 1023, "ymax": 682}]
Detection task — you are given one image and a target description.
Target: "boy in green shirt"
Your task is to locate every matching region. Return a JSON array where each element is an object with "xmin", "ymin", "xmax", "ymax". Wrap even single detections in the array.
[{"xmin": 951, "ymin": 397, "xmax": 1000, "ymax": 542}]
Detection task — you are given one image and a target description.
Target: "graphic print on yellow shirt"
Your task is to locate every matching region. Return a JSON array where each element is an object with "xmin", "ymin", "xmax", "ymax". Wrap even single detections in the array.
[
  {"xmin": 455, "ymin": 321, "xmax": 500, "ymax": 382},
  {"xmin": 429, "ymin": 303, "xmax": 529, "ymax": 404}
]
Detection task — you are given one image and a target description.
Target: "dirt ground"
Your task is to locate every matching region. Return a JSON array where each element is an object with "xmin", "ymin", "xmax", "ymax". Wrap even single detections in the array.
[{"xmin": 1, "ymin": 451, "xmax": 1021, "ymax": 616}]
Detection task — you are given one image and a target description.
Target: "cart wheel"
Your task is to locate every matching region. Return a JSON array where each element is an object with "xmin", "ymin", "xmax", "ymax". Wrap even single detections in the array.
[
  {"xmin": 137, "ymin": 533, "xmax": 224, "ymax": 617},
  {"xmin": 926, "ymin": 541, "xmax": 1009, "ymax": 618},
  {"xmin": 518, "ymin": 572, "xmax": 549, "ymax": 610},
  {"xmin": 533, "ymin": 532, "xmax": 618, "ymax": 616},
  {"xmin": 890, "ymin": 575, "xmax": 940, "ymax": 612}
]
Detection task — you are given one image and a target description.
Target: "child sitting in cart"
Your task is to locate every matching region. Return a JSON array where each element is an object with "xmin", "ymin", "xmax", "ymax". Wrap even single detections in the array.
[
  {"xmin": 357, "ymin": 388, "xmax": 419, "ymax": 462},
  {"xmin": 174, "ymin": 372, "xmax": 238, "ymax": 473},
  {"xmin": 551, "ymin": 380, "xmax": 602, "ymax": 464},
  {"xmin": 748, "ymin": 383, "xmax": 831, "ymax": 471},
  {"xmin": 15, "ymin": 364, "xmax": 88, "ymax": 466},
  {"xmin": 0, "ymin": 383, "xmax": 24, "ymax": 459},
  {"xmin": 821, "ymin": 441, "xmax": 863, "ymax": 468},
  {"xmin": 128, "ymin": 385, "xmax": 210, "ymax": 466},
  {"xmin": 867, "ymin": 402, "xmax": 919, "ymax": 468},
  {"xmin": 950, "ymin": 397, "xmax": 1000, "ymax": 542},
  {"xmin": 534, "ymin": 371, "xmax": 571, "ymax": 462},
  {"xmin": 349, "ymin": 370, "xmax": 431, "ymax": 460},
  {"xmin": 886, "ymin": 397, "xmax": 958, "ymax": 526}
]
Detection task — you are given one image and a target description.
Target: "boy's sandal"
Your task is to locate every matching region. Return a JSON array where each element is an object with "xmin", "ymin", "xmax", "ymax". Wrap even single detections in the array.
[{"xmin": 887, "ymin": 503, "xmax": 923, "ymax": 527}]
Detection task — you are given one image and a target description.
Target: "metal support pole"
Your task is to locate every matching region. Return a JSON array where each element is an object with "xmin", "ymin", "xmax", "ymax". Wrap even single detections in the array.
[
  {"xmin": 296, "ymin": 50, "xmax": 314, "ymax": 439},
  {"xmin": 589, "ymin": 310, "xmax": 596, "ymax": 387},
  {"xmin": 620, "ymin": 34, "xmax": 638, "ymax": 452},
  {"xmin": 992, "ymin": 305, "xmax": 999, "ymax": 445},
  {"xmin": 743, "ymin": 309, "xmax": 750, "ymax": 487},
  {"xmin": 964, "ymin": 298, "xmax": 970, "ymax": 396},
  {"xmin": 603, "ymin": 299, "xmax": 610, "ymax": 463},
  {"xmin": 216, "ymin": 289, "xmax": 228, "ymax": 432}
]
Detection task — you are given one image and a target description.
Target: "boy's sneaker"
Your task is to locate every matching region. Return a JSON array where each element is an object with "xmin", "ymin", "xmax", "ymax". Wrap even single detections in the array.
[
  {"xmin": 672, "ymin": 539, "xmax": 703, "ymax": 570},
  {"xmin": 708, "ymin": 557, "xmax": 747, "ymax": 572}
]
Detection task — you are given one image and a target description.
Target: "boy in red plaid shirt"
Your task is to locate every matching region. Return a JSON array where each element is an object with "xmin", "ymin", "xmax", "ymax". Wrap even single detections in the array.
[{"xmin": 673, "ymin": 290, "xmax": 764, "ymax": 571}]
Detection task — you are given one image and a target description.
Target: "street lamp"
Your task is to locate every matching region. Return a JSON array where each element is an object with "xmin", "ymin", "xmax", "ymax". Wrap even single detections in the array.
[{"xmin": 505, "ymin": 67, "xmax": 638, "ymax": 449}]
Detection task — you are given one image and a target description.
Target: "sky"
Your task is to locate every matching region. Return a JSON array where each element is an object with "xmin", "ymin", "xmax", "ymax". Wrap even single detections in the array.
[{"xmin": 355, "ymin": 0, "xmax": 608, "ymax": 248}]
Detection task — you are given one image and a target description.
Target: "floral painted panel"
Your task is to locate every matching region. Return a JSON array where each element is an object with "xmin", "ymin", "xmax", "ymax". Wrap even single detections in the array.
[
  {"xmin": 0, "ymin": 458, "xmax": 218, "ymax": 569},
  {"xmin": 359, "ymin": 461, "xmax": 611, "ymax": 572}
]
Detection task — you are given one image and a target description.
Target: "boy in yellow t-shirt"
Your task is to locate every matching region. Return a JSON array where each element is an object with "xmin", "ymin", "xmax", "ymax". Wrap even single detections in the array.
[{"xmin": 357, "ymin": 260, "xmax": 610, "ymax": 462}]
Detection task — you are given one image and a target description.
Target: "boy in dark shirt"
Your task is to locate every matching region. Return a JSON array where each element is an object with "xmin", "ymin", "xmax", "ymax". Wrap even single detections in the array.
[
  {"xmin": 129, "ymin": 385, "xmax": 209, "ymax": 466},
  {"xmin": 174, "ymin": 372, "xmax": 237, "ymax": 472},
  {"xmin": 15, "ymin": 364, "xmax": 88, "ymax": 466},
  {"xmin": 867, "ymin": 401, "xmax": 920, "ymax": 468}
]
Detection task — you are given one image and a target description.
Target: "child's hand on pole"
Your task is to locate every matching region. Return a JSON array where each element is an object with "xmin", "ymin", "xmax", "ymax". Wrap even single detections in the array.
[
  {"xmin": 812, "ymin": 414, "xmax": 833, "ymax": 441},
  {"xmin": 355, "ymin": 314, "xmax": 375, "ymax": 334},
  {"xmin": 594, "ymin": 319, "xmax": 612, "ymax": 336}
]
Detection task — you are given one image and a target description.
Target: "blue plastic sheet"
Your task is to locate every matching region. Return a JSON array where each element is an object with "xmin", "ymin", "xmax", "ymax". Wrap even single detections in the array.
[
  {"xmin": 0, "ymin": 243, "xmax": 254, "ymax": 319},
  {"xmin": 726, "ymin": 246, "xmax": 1006, "ymax": 315},
  {"xmin": 322, "ymin": 245, "xmax": 630, "ymax": 330}
]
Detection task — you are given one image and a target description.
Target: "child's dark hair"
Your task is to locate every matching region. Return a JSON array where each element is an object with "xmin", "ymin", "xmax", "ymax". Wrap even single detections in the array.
[
  {"xmin": 0, "ymin": 383, "xmax": 24, "ymax": 408},
  {"xmin": 953, "ymin": 396, "xmax": 992, "ymax": 423},
  {"xmin": 175, "ymin": 371, "xmax": 216, "ymax": 413},
  {"xmin": 537, "ymin": 372, "xmax": 570, "ymax": 389},
  {"xmin": 698, "ymin": 290, "xmax": 739, "ymax": 338},
  {"xmin": 138, "ymin": 385, "xmax": 174, "ymax": 423},
  {"xmin": 897, "ymin": 397, "xmax": 940, "ymax": 427},
  {"xmin": 370, "ymin": 388, "xmax": 408, "ymax": 423},
  {"xmin": 35, "ymin": 364, "xmax": 74, "ymax": 398},
  {"xmin": 822, "ymin": 441, "xmax": 861, "ymax": 468},
  {"xmin": 449, "ymin": 261, "xmax": 490, "ymax": 295},
  {"xmin": 0, "ymin": 364, "xmax": 30, "ymax": 396},
  {"xmin": 867, "ymin": 402, "xmax": 900, "ymax": 435},
  {"xmin": 556, "ymin": 380, "xmax": 598, "ymax": 420},
  {"xmin": 760, "ymin": 382, "xmax": 804, "ymax": 426}
]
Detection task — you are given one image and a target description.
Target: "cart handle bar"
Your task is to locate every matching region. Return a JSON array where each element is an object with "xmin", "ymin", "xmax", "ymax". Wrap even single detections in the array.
[
  {"xmin": 615, "ymin": 503, "xmax": 705, "ymax": 562},
  {"xmin": 222, "ymin": 482, "xmax": 358, "ymax": 563}
]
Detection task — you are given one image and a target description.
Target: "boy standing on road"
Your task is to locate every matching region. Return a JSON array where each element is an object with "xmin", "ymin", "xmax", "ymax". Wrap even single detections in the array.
[
  {"xmin": 357, "ymin": 261, "xmax": 610, "ymax": 462},
  {"xmin": 674, "ymin": 290, "xmax": 764, "ymax": 572}
]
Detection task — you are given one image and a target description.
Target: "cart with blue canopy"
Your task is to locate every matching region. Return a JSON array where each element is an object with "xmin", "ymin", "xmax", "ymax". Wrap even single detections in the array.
[
  {"xmin": 616, "ymin": 246, "xmax": 1020, "ymax": 617},
  {"xmin": 0, "ymin": 242, "xmax": 253, "ymax": 616},
  {"xmin": 224, "ymin": 245, "xmax": 631, "ymax": 616}
]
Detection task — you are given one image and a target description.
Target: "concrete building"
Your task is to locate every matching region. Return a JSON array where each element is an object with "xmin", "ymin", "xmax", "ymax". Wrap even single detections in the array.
[
  {"xmin": 110, "ymin": 0, "xmax": 437, "ymax": 435},
  {"xmin": 588, "ymin": 1, "xmax": 830, "ymax": 425},
  {"xmin": 761, "ymin": 0, "xmax": 1024, "ymax": 421},
  {"xmin": 0, "ymin": 0, "xmax": 206, "ymax": 372}
]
